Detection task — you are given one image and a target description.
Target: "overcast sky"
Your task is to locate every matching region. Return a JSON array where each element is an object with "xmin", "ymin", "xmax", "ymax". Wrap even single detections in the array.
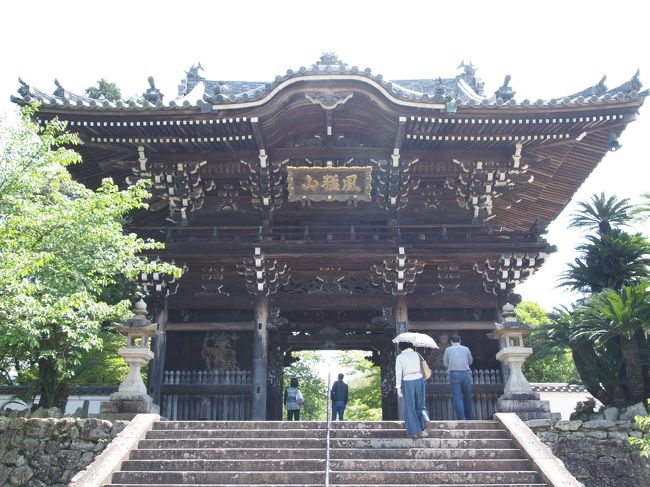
[{"xmin": 1, "ymin": 0, "xmax": 649, "ymax": 311}]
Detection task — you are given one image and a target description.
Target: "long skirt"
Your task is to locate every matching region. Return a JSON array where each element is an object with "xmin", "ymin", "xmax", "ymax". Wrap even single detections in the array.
[{"xmin": 402, "ymin": 377, "xmax": 429, "ymax": 436}]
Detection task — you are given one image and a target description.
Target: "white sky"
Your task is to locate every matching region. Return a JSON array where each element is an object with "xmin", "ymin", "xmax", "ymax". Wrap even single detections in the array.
[{"xmin": 1, "ymin": 0, "xmax": 649, "ymax": 311}]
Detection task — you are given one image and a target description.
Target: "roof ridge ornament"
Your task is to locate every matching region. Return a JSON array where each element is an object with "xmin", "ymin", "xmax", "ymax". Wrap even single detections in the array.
[
  {"xmin": 314, "ymin": 52, "xmax": 347, "ymax": 67},
  {"xmin": 53, "ymin": 79, "xmax": 65, "ymax": 98},
  {"xmin": 494, "ymin": 74, "xmax": 516, "ymax": 102},
  {"xmin": 143, "ymin": 76, "xmax": 164, "ymax": 104}
]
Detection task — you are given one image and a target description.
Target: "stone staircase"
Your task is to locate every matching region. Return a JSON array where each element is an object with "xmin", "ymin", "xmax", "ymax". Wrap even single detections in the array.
[{"xmin": 105, "ymin": 420, "xmax": 549, "ymax": 486}]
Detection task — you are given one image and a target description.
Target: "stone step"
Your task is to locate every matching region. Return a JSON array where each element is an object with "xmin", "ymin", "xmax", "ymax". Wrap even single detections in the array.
[
  {"xmin": 330, "ymin": 458, "xmax": 533, "ymax": 471},
  {"xmin": 137, "ymin": 437, "xmax": 325, "ymax": 449},
  {"xmin": 119, "ymin": 458, "xmax": 533, "ymax": 473},
  {"xmin": 330, "ymin": 484, "xmax": 548, "ymax": 487},
  {"xmin": 112, "ymin": 471, "xmax": 325, "ymax": 484},
  {"xmin": 145, "ymin": 427, "xmax": 508, "ymax": 440},
  {"xmin": 152, "ymin": 420, "xmax": 327, "ymax": 430},
  {"xmin": 151, "ymin": 420, "xmax": 502, "ymax": 430},
  {"xmin": 329, "ymin": 470, "xmax": 543, "ymax": 484},
  {"xmin": 121, "ymin": 459, "xmax": 325, "ymax": 472},
  {"xmin": 129, "ymin": 446, "xmax": 523, "ymax": 461},
  {"xmin": 329, "ymin": 447, "xmax": 524, "ymax": 460},
  {"xmin": 146, "ymin": 428, "xmax": 327, "ymax": 439},
  {"xmin": 108, "ymin": 485, "xmax": 547, "ymax": 487},
  {"xmin": 330, "ymin": 420, "xmax": 503, "ymax": 430},
  {"xmin": 130, "ymin": 448, "xmax": 326, "ymax": 460},
  {"xmin": 112, "ymin": 470, "xmax": 542, "ymax": 485},
  {"xmin": 330, "ymin": 428, "xmax": 510, "ymax": 439},
  {"xmin": 108, "ymin": 484, "xmax": 547, "ymax": 487},
  {"xmin": 330, "ymin": 437, "xmax": 516, "ymax": 449}
]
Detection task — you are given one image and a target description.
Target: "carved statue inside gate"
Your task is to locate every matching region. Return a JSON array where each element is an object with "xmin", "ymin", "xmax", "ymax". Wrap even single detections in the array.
[{"xmin": 201, "ymin": 332, "xmax": 239, "ymax": 370}]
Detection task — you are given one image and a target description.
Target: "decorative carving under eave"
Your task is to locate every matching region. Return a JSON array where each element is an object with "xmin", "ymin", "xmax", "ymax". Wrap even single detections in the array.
[
  {"xmin": 128, "ymin": 147, "xmax": 214, "ymax": 224},
  {"xmin": 194, "ymin": 266, "xmax": 229, "ymax": 297},
  {"xmin": 280, "ymin": 276, "xmax": 381, "ymax": 295},
  {"xmin": 305, "ymin": 91, "xmax": 354, "ymax": 110},
  {"xmin": 431, "ymin": 265, "xmax": 462, "ymax": 296},
  {"xmin": 445, "ymin": 143, "xmax": 533, "ymax": 222},
  {"xmin": 374, "ymin": 157, "xmax": 420, "ymax": 211},
  {"xmin": 138, "ymin": 260, "xmax": 188, "ymax": 300},
  {"xmin": 371, "ymin": 247, "xmax": 424, "ymax": 295},
  {"xmin": 239, "ymin": 152, "xmax": 286, "ymax": 214},
  {"xmin": 473, "ymin": 252, "xmax": 548, "ymax": 295},
  {"xmin": 237, "ymin": 247, "xmax": 290, "ymax": 296}
]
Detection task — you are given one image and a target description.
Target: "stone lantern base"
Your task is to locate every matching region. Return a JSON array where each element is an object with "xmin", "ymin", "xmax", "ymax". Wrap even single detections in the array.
[
  {"xmin": 495, "ymin": 392, "xmax": 553, "ymax": 421},
  {"xmin": 96, "ymin": 393, "xmax": 160, "ymax": 421}
]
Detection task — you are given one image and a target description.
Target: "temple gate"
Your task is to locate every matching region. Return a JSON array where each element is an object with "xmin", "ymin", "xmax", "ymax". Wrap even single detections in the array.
[{"xmin": 13, "ymin": 55, "xmax": 646, "ymax": 420}]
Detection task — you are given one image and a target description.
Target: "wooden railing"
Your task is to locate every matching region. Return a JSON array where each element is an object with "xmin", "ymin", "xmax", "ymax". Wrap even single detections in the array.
[
  {"xmin": 163, "ymin": 369, "xmax": 252, "ymax": 385},
  {"xmin": 426, "ymin": 368, "xmax": 504, "ymax": 421},
  {"xmin": 161, "ymin": 369, "xmax": 253, "ymax": 420},
  {"xmin": 134, "ymin": 224, "xmax": 541, "ymax": 245},
  {"xmin": 159, "ymin": 367, "xmax": 504, "ymax": 421}
]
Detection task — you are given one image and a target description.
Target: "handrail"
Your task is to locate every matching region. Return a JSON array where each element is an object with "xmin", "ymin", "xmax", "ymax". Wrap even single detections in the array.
[{"xmin": 324, "ymin": 371, "xmax": 331, "ymax": 487}]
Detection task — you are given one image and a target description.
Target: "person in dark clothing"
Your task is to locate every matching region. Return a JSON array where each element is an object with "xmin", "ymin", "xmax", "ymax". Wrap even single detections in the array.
[{"xmin": 330, "ymin": 373, "xmax": 349, "ymax": 421}]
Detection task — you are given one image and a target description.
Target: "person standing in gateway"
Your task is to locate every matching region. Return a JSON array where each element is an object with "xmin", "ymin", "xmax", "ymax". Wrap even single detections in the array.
[
  {"xmin": 284, "ymin": 377, "xmax": 304, "ymax": 421},
  {"xmin": 443, "ymin": 334, "xmax": 474, "ymax": 420},
  {"xmin": 330, "ymin": 373, "xmax": 349, "ymax": 420}
]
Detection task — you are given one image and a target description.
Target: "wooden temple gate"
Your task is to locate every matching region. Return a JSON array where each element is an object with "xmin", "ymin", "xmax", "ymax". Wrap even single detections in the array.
[{"xmin": 15, "ymin": 54, "xmax": 645, "ymax": 420}]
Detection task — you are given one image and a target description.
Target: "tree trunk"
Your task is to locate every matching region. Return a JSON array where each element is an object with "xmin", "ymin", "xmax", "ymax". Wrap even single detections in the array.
[
  {"xmin": 572, "ymin": 339, "xmax": 609, "ymax": 403},
  {"xmin": 620, "ymin": 332, "xmax": 645, "ymax": 403},
  {"xmin": 37, "ymin": 357, "xmax": 57, "ymax": 409}
]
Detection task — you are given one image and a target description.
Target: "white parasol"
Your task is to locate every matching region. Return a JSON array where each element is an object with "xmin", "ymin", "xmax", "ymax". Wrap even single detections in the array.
[{"xmin": 392, "ymin": 332, "xmax": 439, "ymax": 349}]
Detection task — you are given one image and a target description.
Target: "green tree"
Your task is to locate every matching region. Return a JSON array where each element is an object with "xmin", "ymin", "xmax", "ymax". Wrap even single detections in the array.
[
  {"xmin": 0, "ymin": 105, "xmax": 181, "ymax": 409},
  {"xmin": 85, "ymin": 79, "xmax": 122, "ymax": 102},
  {"xmin": 283, "ymin": 351, "xmax": 327, "ymax": 420},
  {"xmin": 518, "ymin": 301, "xmax": 580, "ymax": 383}
]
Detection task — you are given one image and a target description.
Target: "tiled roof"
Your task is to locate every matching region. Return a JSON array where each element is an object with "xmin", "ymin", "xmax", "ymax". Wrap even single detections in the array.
[{"xmin": 11, "ymin": 55, "xmax": 647, "ymax": 112}]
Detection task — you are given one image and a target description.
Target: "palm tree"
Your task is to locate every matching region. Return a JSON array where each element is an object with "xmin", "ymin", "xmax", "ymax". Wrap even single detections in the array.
[
  {"xmin": 562, "ymin": 232, "xmax": 650, "ymax": 293},
  {"xmin": 569, "ymin": 192, "xmax": 632, "ymax": 234},
  {"xmin": 546, "ymin": 193, "xmax": 650, "ymax": 407},
  {"xmin": 577, "ymin": 283, "xmax": 650, "ymax": 403}
]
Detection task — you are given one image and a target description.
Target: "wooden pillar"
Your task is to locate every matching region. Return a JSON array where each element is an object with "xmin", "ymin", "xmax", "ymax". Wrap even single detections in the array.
[
  {"xmin": 252, "ymin": 295, "xmax": 269, "ymax": 420},
  {"xmin": 147, "ymin": 298, "xmax": 168, "ymax": 406},
  {"xmin": 267, "ymin": 341, "xmax": 284, "ymax": 420},
  {"xmin": 381, "ymin": 343, "xmax": 398, "ymax": 420},
  {"xmin": 394, "ymin": 295, "xmax": 409, "ymax": 330}
]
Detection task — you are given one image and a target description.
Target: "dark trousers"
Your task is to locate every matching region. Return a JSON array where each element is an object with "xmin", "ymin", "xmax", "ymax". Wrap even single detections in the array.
[
  {"xmin": 450, "ymin": 370, "xmax": 473, "ymax": 420},
  {"xmin": 287, "ymin": 409, "xmax": 300, "ymax": 421},
  {"xmin": 332, "ymin": 400, "xmax": 345, "ymax": 420}
]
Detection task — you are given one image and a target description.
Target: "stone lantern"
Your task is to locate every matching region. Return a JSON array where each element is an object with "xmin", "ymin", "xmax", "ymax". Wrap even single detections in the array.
[
  {"xmin": 99, "ymin": 300, "xmax": 160, "ymax": 418},
  {"xmin": 488, "ymin": 303, "xmax": 552, "ymax": 420}
]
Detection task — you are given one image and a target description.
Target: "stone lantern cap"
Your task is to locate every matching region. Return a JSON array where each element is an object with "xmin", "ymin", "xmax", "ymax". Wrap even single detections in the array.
[
  {"xmin": 115, "ymin": 299, "xmax": 158, "ymax": 338},
  {"xmin": 487, "ymin": 303, "xmax": 533, "ymax": 342}
]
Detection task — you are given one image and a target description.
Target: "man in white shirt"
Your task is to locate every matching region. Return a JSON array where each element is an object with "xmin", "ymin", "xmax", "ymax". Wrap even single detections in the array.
[
  {"xmin": 395, "ymin": 341, "xmax": 430, "ymax": 437},
  {"xmin": 442, "ymin": 334, "xmax": 473, "ymax": 420}
]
